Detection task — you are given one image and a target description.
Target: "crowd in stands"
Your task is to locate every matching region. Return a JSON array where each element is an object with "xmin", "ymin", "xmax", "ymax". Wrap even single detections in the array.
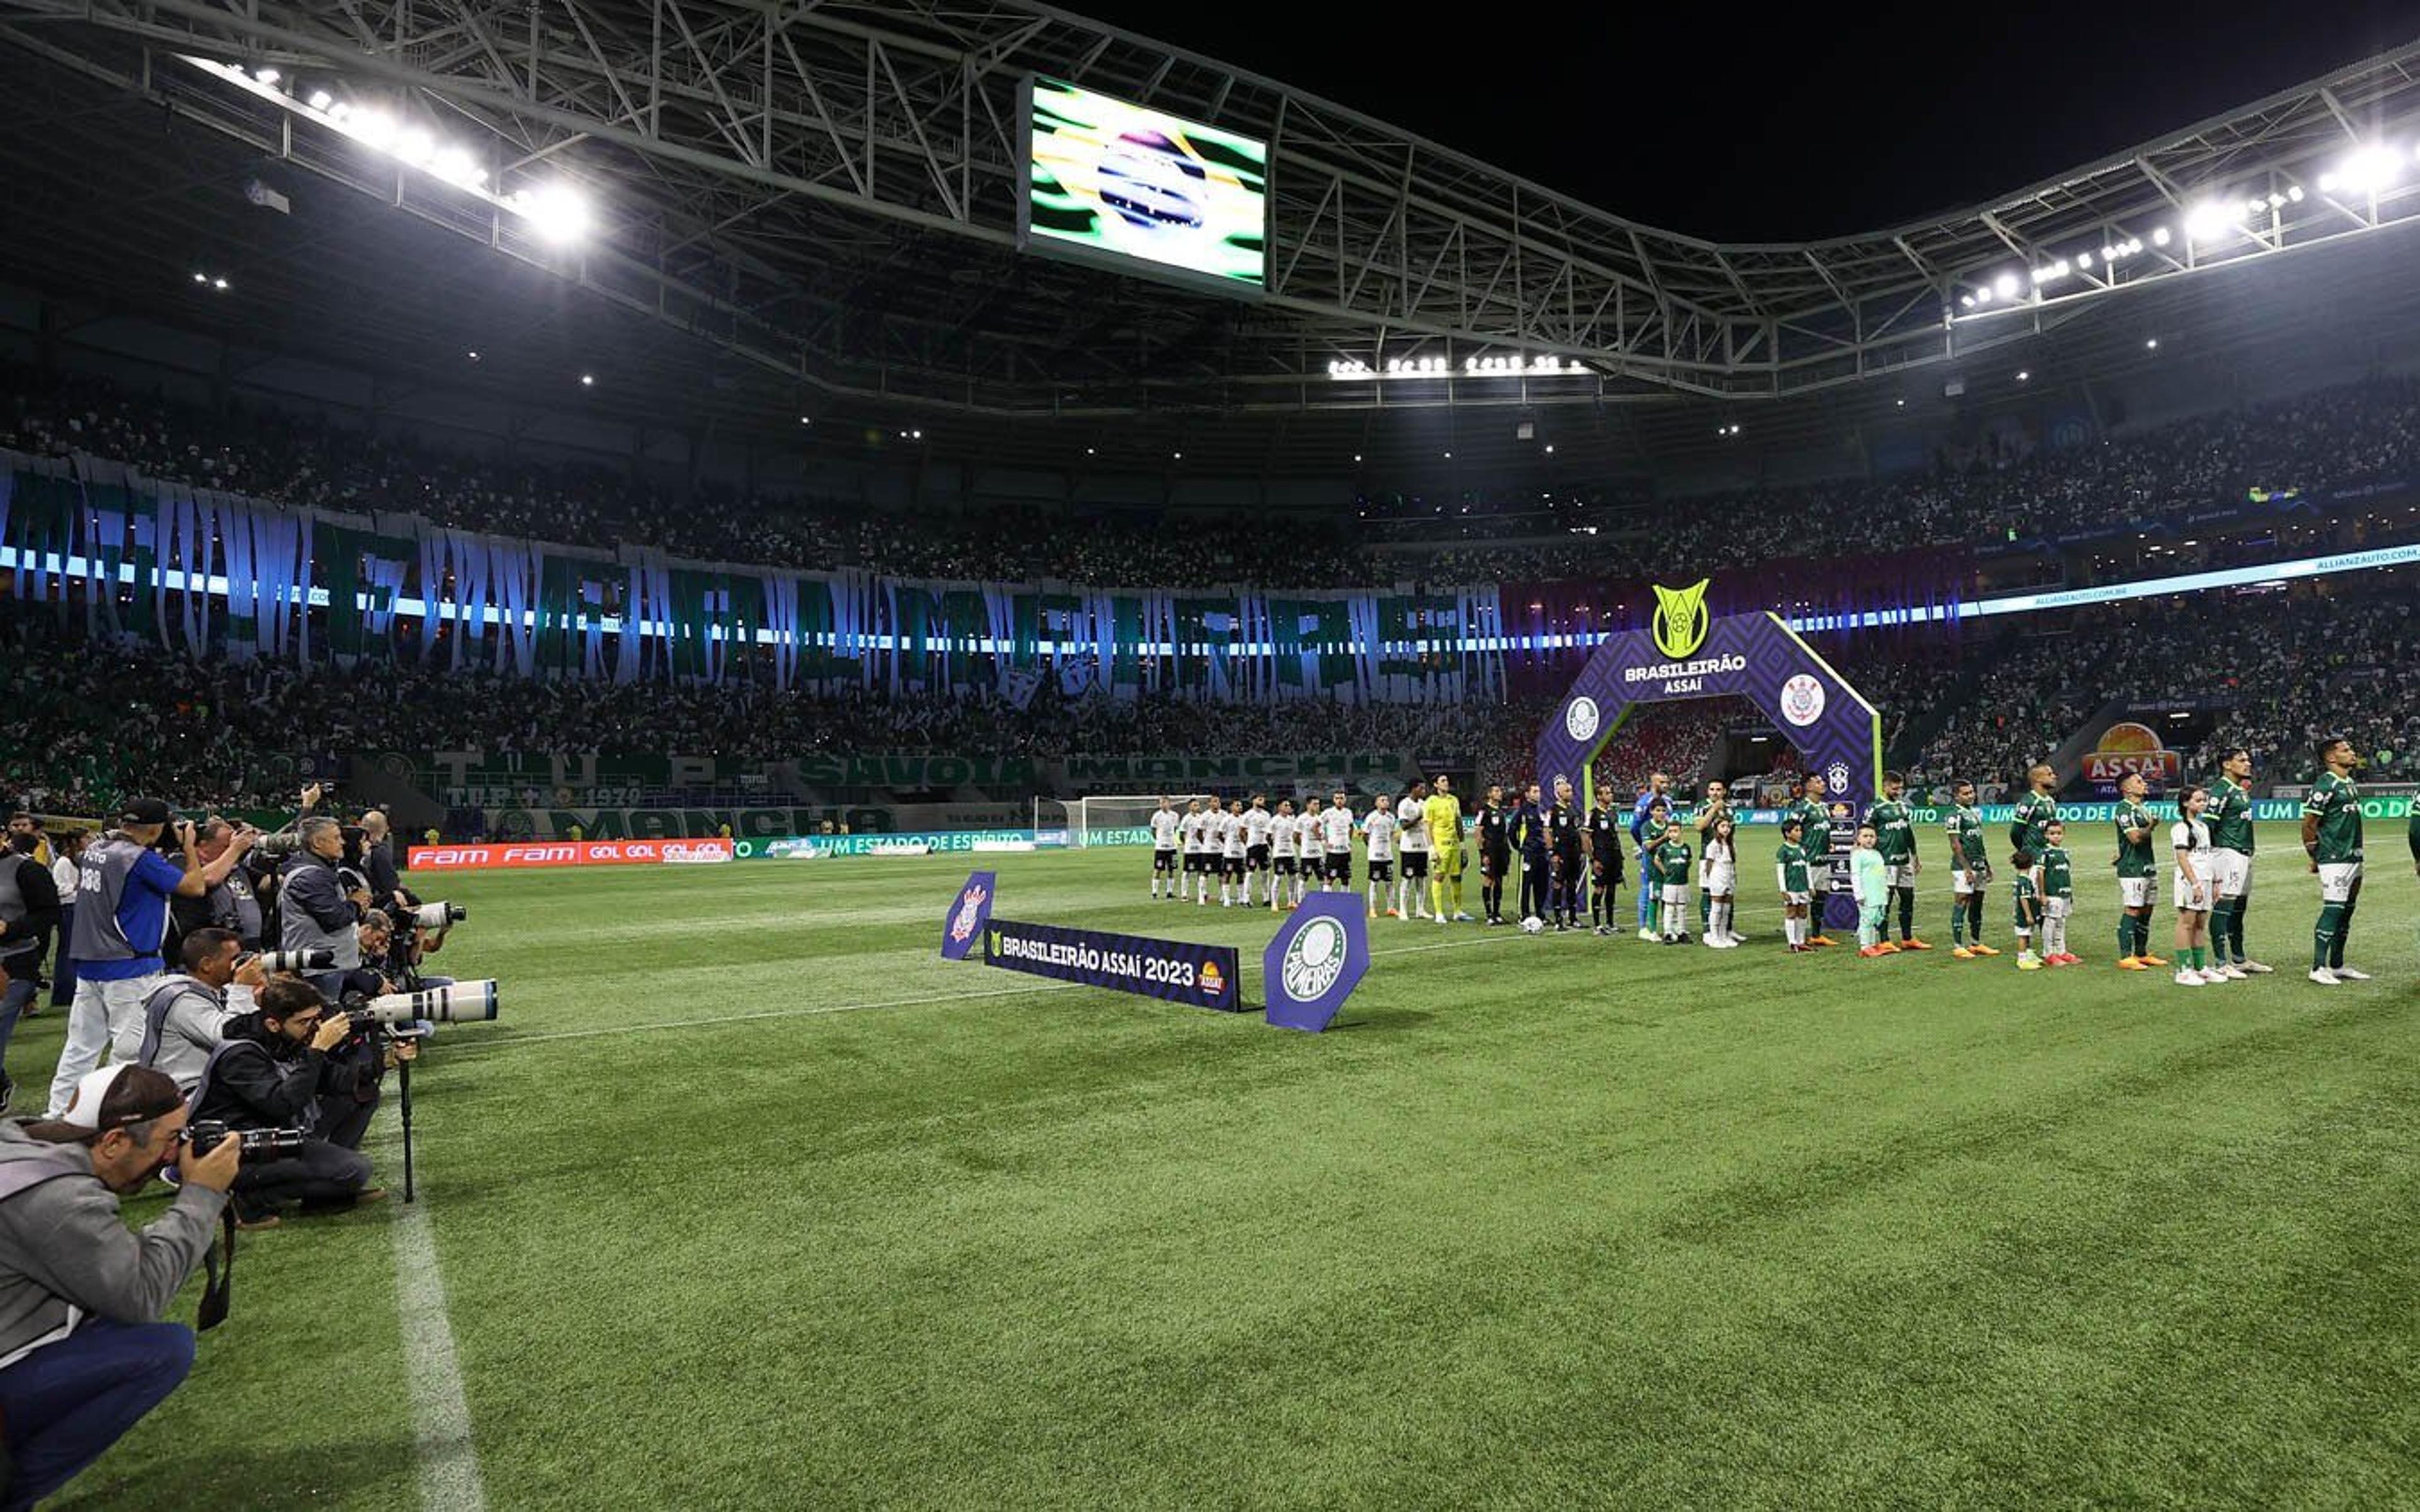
[{"xmin": 9, "ymin": 364, "xmax": 2419, "ymax": 593}]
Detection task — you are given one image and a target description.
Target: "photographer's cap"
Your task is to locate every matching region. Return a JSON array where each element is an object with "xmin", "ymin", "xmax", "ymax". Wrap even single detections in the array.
[
  {"xmin": 117, "ymin": 797, "xmax": 173, "ymax": 827},
  {"xmin": 57, "ymin": 1064, "xmax": 183, "ymax": 1133}
]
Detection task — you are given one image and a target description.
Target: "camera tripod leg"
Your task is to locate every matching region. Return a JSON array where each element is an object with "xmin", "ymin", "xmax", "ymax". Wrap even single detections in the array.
[{"xmin": 398, "ymin": 1058, "xmax": 416, "ymax": 1205}]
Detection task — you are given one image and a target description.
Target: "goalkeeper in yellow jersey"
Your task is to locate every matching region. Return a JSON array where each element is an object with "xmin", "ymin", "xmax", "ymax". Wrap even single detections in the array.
[{"xmin": 1425, "ymin": 773, "xmax": 1472, "ymax": 924}]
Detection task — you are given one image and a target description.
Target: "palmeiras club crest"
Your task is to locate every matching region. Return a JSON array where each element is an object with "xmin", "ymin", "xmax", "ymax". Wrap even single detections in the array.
[{"xmin": 1564, "ymin": 696, "xmax": 1601, "ymax": 744}]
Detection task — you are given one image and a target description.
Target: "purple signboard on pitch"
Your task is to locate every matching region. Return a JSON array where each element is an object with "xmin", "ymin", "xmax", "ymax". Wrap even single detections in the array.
[
  {"xmin": 1536, "ymin": 608, "xmax": 1882, "ymax": 931},
  {"xmin": 940, "ymin": 870, "xmax": 996, "ymax": 960},
  {"xmin": 1263, "ymin": 891, "xmax": 1369, "ymax": 1033}
]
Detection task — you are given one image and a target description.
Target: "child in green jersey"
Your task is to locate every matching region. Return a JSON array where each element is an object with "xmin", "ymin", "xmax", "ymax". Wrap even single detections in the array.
[
  {"xmin": 1652, "ymin": 820, "xmax": 1693, "ymax": 945},
  {"xmin": 2039, "ymin": 820, "xmax": 2078, "ymax": 965},
  {"xmin": 2010, "ymin": 850, "xmax": 2044, "ymax": 970},
  {"xmin": 1776, "ymin": 818, "xmax": 1814, "ymax": 953}
]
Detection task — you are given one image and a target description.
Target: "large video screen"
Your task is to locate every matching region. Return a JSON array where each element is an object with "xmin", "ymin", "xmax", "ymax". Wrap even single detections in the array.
[{"xmin": 1022, "ymin": 76, "xmax": 1267, "ymax": 290}]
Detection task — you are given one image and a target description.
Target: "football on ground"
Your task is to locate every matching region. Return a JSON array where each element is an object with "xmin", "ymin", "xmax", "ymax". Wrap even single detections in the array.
[{"xmin": 28, "ymin": 820, "xmax": 2414, "ymax": 1509}]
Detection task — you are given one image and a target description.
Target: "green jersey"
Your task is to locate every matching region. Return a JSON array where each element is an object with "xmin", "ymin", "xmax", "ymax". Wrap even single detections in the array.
[
  {"xmin": 1945, "ymin": 804, "xmax": 1988, "ymax": 869},
  {"xmin": 1867, "ymin": 798, "xmax": 1915, "ymax": 863},
  {"xmin": 2039, "ymin": 844, "xmax": 2073, "ymax": 899},
  {"xmin": 1776, "ymin": 840, "xmax": 1811, "ymax": 895},
  {"xmin": 2302, "ymin": 771, "xmax": 2363, "ymax": 864},
  {"xmin": 2010, "ymin": 873, "xmax": 2041, "ymax": 928},
  {"xmin": 2208, "ymin": 777, "xmax": 2254, "ymax": 855},
  {"xmin": 2113, "ymin": 801, "xmax": 2157, "ymax": 879},
  {"xmin": 1651, "ymin": 839, "xmax": 1693, "ymax": 887},
  {"xmin": 1787, "ymin": 797, "xmax": 1830, "ymax": 861},
  {"xmin": 2012, "ymin": 790, "xmax": 2058, "ymax": 855}
]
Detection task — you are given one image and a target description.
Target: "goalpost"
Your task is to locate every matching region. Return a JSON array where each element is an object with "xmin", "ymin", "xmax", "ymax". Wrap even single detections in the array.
[{"xmin": 1035, "ymin": 794, "xmax": 1216, "ymax": 848}]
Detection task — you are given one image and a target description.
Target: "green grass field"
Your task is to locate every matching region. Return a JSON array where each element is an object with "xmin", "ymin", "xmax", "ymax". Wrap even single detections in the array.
[{"xmin": 20, "ymin": 820, "xmax": 2419, "ymax": 1509}]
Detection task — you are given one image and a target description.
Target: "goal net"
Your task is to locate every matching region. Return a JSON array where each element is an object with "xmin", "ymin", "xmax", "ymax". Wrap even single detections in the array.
[{"xmin": 1040, "ymin": 794, "xmax": 1215, "ymax": 849}]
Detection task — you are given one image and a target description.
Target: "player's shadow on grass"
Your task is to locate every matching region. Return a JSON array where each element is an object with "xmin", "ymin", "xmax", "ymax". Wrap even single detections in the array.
[{"xmin": 1322, "ymin": 1008, "xmax": 1435, "ymax": 1032}]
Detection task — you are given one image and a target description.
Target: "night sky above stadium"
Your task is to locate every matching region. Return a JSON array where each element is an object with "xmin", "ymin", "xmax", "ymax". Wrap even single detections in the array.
[{"xmin": 1080, "ymin": 0, "xmax": 2409, "ymax": 239}]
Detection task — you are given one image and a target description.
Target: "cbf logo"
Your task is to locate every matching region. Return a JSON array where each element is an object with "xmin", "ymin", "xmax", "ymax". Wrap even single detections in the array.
[
  {"xmin": 1564, "ymin": 696, "xmax": 1601, "ymax": 744},
  {"xmin": 1280, "ymin": 916, "xmax": 1348, "ymax": 1003},
  {"xmin": 1651, "ymin": 578, "xmax": 1712, "ymax": 660},
  {"xmin": 1826, "ymin": 760, "xmax": 1852, "ymax": 795},
  {"xmin": 1779, "ymin": 673, "xmax": 1826, "ymax": 728}
]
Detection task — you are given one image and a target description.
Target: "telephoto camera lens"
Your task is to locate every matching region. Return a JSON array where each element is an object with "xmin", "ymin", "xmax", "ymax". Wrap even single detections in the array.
[
  {"xmin": 251, "ymin": 831, "xmax": 305, "ymax": 860},
  {"xmin": 359, "ymin": 980, "xmax": 499, "ymax": 1026},
  {"xmin": 410, "ymin": 902, "xmax": 467, "ymax": 930},
  {"xmin": 253, "ymin": 948, "xmax": 336, "ymax": 973}
]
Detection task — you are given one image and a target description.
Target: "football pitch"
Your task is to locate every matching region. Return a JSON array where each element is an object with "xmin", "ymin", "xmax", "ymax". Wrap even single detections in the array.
[{"xmin": 28, "ymin": 821, "xmax": 2419, "ymax": 1510}]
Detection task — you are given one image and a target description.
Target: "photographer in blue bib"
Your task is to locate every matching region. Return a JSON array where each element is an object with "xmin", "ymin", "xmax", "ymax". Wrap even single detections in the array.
[{"xmin": 0, "ymin": 1060, "xmax": 241, "ymax": 1510}]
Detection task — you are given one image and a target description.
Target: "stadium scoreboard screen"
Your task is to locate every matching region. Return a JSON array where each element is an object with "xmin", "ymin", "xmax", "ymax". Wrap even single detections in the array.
[{"xmin": 1020, "ymin": 76, "xmax": 1268, "ymax": 292}]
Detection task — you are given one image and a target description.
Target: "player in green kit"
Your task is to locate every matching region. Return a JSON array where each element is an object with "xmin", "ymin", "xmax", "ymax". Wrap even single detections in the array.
[
  {"xmin": 1776, "ymin": 818, "xmax": 1815, "ymax": 952},
  {"xmin": 2207, "ymin": 747, "xmax": 2269, "ymax": 974},
  {"xmin": 2010, "ymin": 764, "xmax": 2058, "ymax": 858},
  {"xmin": 2302, "ymin": 737, "xmax": 2369, "ymax": 985},
  {"xmin": 2037, "ymin": 820, "xmax": 2079, "ymax": 965},
  {"xmin": 1944, "ymin": 780, "xmax": 1998, "ymax": 958},
  {"xmin": 2112, "ymin": 772, "xmax": 2167, "ymax": 971},
  {"xmin": 1785, "ymin": 773, "xmax": 1838, "ymax": 946},
  {"xmin": 1865, "ymin": 770, "xmax": 1929, "ymax": 949}
]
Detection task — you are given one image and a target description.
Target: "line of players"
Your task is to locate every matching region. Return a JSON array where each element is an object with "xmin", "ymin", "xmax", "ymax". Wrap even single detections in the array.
[{"xmin": 1145, "ymin": 735, "xmax": 2395, "ymax": 987}]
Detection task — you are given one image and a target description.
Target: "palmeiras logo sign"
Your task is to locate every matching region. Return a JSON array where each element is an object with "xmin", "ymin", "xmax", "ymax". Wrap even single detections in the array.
[
  {"xmin": 1264, "ymin": 891, "xmax": 1370, "ymax": 1033},
  {"xmin": 1651, "ymin": 578, "xmax": 1712, "ymax": 660},
  {"xmin": 1564, "ymin": 696, "xmax": 1601, "ymax": 744},
  {"xmin": 939, "ymin": 869, "xmax": 997, "ymax": 961},
  {"xmin": 1779, "ymin": 673, "xmax": 1826, "ymax": 728}
]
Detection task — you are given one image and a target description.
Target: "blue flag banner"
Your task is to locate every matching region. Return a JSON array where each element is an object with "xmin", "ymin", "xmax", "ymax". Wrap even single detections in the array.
[
  {"xmin": 981, "ymin": 917, "xmax": 1242, "ymax": 1012},
  {"xmin": 940, "ymin": 870, "xmax": 997, "ymax": 961},
  {"xmin": 1262, "ymin": 892, "xmax": 1370, "ymax": 1033}
]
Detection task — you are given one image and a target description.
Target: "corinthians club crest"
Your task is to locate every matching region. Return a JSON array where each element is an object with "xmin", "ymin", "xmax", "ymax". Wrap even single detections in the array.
[
  {"xmin": 938, "ymin": 870, "xmax": 998, "ymax": 961},
  {"xmin": 949, "ymin": 885, "xmax": 988, "ymax": 944},
  {"xmin": 1651, "ymin": 578, "xmax": 1712, "ymax": 660}
]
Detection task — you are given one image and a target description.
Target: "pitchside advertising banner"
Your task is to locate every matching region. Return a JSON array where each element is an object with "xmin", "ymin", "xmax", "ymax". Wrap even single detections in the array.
[
  {"xmin": 406, "ymin": 839, "xmax": 734, "ymax": 871},
  {"xmin": 983, "ymin": 918, "xmax": 1243, "ymax": 1012}
]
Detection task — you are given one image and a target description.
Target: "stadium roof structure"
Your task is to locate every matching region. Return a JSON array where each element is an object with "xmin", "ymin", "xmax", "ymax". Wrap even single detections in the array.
[{"xmin": 6, "ymin": 2, "xmax": 2420, "ymax": 476}]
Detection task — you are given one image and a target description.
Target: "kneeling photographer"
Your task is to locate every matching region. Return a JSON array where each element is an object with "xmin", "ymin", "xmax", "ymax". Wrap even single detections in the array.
[
  {"xmin": 189, "ymin": 976, "xmax": 381, "ymax": 1228},
  {"xmin": 134, "ymin": 929, "xmax": 261, "ymax": 1097},
  {"xmin": 0, "ymin": 1062, "xmax": 239, "ymax": 1509}
]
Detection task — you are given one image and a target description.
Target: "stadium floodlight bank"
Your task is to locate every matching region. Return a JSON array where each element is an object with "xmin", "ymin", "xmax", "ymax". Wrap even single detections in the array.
[{"xmin": 1038, "ymin": 796, "xmax": 1214, "ymax": 848}]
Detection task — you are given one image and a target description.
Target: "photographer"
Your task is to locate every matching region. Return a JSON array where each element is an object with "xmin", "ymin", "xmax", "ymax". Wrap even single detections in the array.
[
  {"xmin": 134, "ymin": 929, "xmax": 258, "ymax": 1097},
  {"xmin": 45, "ymin": 801, "xmax": 251, "ymax": 1121},
  {"xmin": 0, "ymin": 1062, "xmax": 239, "ymax": 1510},
  {"xmin": 169, "ymin": 818, "xmax": 265, "ymax": 953},
  {"xmin": 275, "ymin": 817, "xmax": 372, "ymax": 1001},
  {"xmin": 357, "ymin": 810, "xmax": 406, "ymax": 912},
  {"xmin": 189, "ymin": 976, "xmax": 381, "ymax": 1227},
  {"xmin": 0, "ymin": 832, "xmax": 62, "ymax": 1111},
  {"xmin": 46, "ymin": 830, "xmax": 86, "ymax": 1011}
]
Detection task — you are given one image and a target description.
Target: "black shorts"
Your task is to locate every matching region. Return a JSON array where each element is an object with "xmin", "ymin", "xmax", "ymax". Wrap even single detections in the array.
[
  {"xmin": 1555, "ymin": 848, "xmax": 1582, "ymax": 879},
  {"xmin": 1247, "ymin": 844, "xmax": 1270, "ymax": 871},
  {"xmin": 1154, "ymin": 849, "xmax": 1177, "ymax": 873},
  {"xmin": 1369, "ymin": 859, "xmax": 1394, "ymax": 882},
  {"xmin": 1480, "ymin": 844, "xmax": 1511, "ymax": 880},
  {"xmin": 1325, "ymin": 851, "xmax": 1352, "ymax": 883},
  {"xmin": 1274, "ymin": 856, "xmax": 1297, "ymax": 875},
  {"xmin": 1400, "ymin": 850, "xmax": 1429, "ymax": 879}
]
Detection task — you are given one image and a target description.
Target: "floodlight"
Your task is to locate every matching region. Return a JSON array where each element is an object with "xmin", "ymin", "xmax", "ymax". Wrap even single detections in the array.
[
  {"xmin": 352, "ymin": 110, "xmax": 396, "ymax": 149},
  {"xmin": 580, "ymin": 374, "xmax": 594, "ymax": 386},
  {"xmin": 519, "ymin": 184, "xmax": 592, "ymax": 245},
  {"xmin": 2183, "ymin": 201, "xmax": 2235, "ymax": 241},
  {"xmin": 308, "ymin": 90, "xmax": 331, "ymax": 111},
  {"xmin": 254, "ymin": 67, "xmax": 279, "ymax": 85},
  {"xmin": 2337, "ymin": 145, "xmax": 2402, "ymax": 192},
  {"xmin": 1992, "ymin": 272, "xmax": 2019, "ymax": 299},
  {"xmin": 2150, "ymin": 226, "xmax": 2170, "ymax": 246}
]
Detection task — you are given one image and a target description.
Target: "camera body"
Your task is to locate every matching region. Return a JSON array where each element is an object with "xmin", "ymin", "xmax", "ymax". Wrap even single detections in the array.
[
  {"xmin": 182, "ymin": 1121, "xmax": 305, "ymax": 1162},
  {"xmin": 252, "ymin": 947, "xmax": 335, "ymax": 975}
]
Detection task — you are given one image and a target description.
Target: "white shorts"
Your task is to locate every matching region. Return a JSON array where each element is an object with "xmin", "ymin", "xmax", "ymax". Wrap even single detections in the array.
[
  {"xmin": 2318, "ymin": 861, "xmax": 2363, "ymax": 903},
  {"xmin": 1705, "ymin": 863, "xmax": 1737, "ymax": 896},
  {"xmin": 2174, "ymin": 873, "xmax": 2212, "ymax": 912},
  {"xmin": 1660, "ymin": 883, "xmax": 1688, "ymax": 908},
  {"xmin": 2045, "ymin": 896, "xmax": 2071, "ymax": 919},
  {"xmin": 1951, "ymin": 869, "xmax": 1979, "ymax": 896},
  {"xmin": 2212, "ymin": 850, "xmax": 2251, "ymax": 900},
  {"xmin": 2118, "ymin": 877, "xmax": 2153, "ymax": 908},
  {"xmin": 1882, "ymin": 862, "xmax": 1916, "ymax": 890},
  {"xmin": 1782, "ymin": 891, "xmax": 1811, "ymax": 908}
]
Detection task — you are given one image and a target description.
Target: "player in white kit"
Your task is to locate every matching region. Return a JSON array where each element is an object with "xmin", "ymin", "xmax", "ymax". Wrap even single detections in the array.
[
  {"xmin": 1243, "ymin": 795, "xmax": 1273, "ymax": 908},
  {"xmin": 1220, "ymin": 799, "xmax": 1249, "ymax": 907},
  {"xmin": 1362, "ymin": 803, "xmax": 1398, "ymax": 919},
  {"xmin": 1321, "ymin": 794, "xmax": 1355, "ymax": 892},
  {"xmin": 1148, "ymin": 797, "xmax": 1180, "ymax": 900},
  {"xmin": 1395, "ymin": 782, "xmax": 1431, "ymax": 920}
]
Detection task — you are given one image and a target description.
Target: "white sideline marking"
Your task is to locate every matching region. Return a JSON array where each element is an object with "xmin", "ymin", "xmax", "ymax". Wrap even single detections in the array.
[{"xmin": 393, "ymin": 1193, "xmax": 487, "ymax": 1511}]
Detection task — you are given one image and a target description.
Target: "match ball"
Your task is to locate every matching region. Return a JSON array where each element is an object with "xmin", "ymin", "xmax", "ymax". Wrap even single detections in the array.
[{"xmin": 1520, "ymin": 915, "xmax": 1545, "ymax": 934}]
